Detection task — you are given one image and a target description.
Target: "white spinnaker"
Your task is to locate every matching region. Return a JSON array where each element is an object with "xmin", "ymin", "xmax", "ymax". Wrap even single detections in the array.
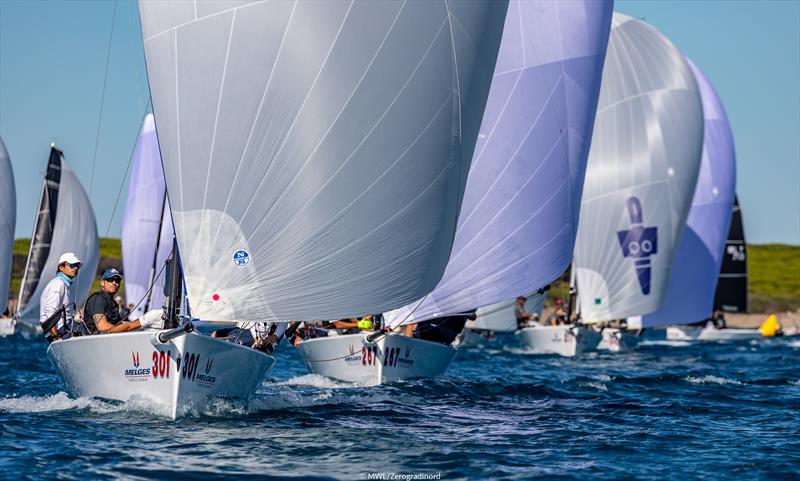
[
  {"xmin": 0, "ymin": 138, "xmax": 16, "ymax": 314},
  {"xmin": 384, "ymin": 0, "xmax": 612, "ymax": 327},
  {"xmin": 121, "ymin": 114, "xmax": 174, "ymax": 320},
  {"xmin": 17, "ymin": 155, "xmax": 99, "ymax": 322},
  {"xmin": 139, "ymin": 0, "xmax": 507, "ymax": 321},
  {"xmin": 573, "ymin": 13, "xmax": 703, "ymax": 321},
  {"xmin": 472, "ymin": 291, "xmax": 547, "ymax": 332}
]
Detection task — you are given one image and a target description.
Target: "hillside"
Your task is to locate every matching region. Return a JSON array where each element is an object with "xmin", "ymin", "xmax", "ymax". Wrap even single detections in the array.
[{"xmin": 6, "ymin": 239, "xmax": 799, "ymax": 313}]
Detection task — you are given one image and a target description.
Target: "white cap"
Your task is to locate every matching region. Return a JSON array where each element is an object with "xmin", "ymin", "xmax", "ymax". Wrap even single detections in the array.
[{"xmin": 58, "ymin": 252, "xmax": 81, "ymax": 265}]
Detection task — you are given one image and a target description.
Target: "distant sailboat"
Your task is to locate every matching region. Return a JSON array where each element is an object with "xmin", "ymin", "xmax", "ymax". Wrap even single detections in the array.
[
  {"xmin": 464, "ymin": 291, "xmax": 546, "ymax": 345},
  {"xmin": 714, "ymin": 194, "xmax": 747, "ymax": 313},
  {"xmin": 47, "ymin": 0, "xmax": 507, "ymax": 418},
  {"xmin": 0, "ymin": 137, "xmax": 16, "ymax": 336},
  {"xmin": 568, "ymin": 14, "xmax": 705, "ymax": 352},
  {"xmin": 300, "ymin": 0, "xmax": 614, "ymax": 377},
  {"xmin": 15, "ymin": 145, "xmax": 100, "ymax": 333},
  {"xmin": 121, "ymin": 113, "xmax": 174, "ymax": 320}
]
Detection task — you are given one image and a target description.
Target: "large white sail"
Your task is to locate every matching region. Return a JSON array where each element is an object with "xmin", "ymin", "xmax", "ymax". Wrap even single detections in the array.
[
  {"xmin": 17, "ymin": 147, "xmax": 100, "ymax": 322},
  {"xmin": 121, "ymin": 113, "xmax": 174, "ymax": 320},
  {"xmin": 642, "ymin": 60, "xmax": 736, "ymax": 327},
  {"xmin": 573, "ymin": 14, "xmax": 704, "ymax": 321},
  {"xmin": 0, "ymin": 137, "xmax": 15, "ymax": 314},
  {"xmin": 385, "ymin": 0, "xmax": 613, "ymax": 326},
  {"xmin": 139, "ymin": 0, "xmax": 507, "ymax": 321}
]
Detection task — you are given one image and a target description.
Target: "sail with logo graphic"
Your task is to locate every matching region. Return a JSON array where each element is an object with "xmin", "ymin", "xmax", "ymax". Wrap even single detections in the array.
[
  {"xmin": 0, "ymin": 137, "xmax": 15, "ymax": 315},
  {"xmin": 572, "ymin": 14, "xmax": 704, "ymax": 322},
  {"xmin": 121, "ymin": 113, "xmax": 175, "ymax": 320},
  {"xmin": 16, "ymin": 146, "xmax": 100, "ymax": 322},
  {"xmin": 642, "ymin": 60, "xmax": 736, "ymax": 327},
  {"xmin": 714, "ymin": 195, "xmax": 747, "ymax": 312},
  {"xmin": 384, "ymin": 0, "xmax": 613, "ymax": 327},
  {"xmin": 139, "ymin": 0, "xmax": 507, "ymax": 321}
]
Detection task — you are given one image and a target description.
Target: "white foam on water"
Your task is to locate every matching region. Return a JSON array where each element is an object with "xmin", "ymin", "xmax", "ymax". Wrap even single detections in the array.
[
  {"xmin": 787, "ymin": 340, "xmax": 800, "ymax": 348},
  {"xmin": 0, "ymin": 392, "xmax": 105, "ymax": 413},
  {"xmin": 592, "ymin": 374, "xmax": 613, "ymax": 382},
  {"xmin": 685, "ymin": 375, "xmax": 744, "ymax": 386},
  {"xmin": 272, "ymin": 374, "xmax": 356, "ymax": 389},
  {"xmin": 639, "ymin": 340, "xmax": 692, "ymax": 347},
  {"xmin": 788, "ymin": 380, "xmax": 800, "ymax": 386},
  {"xmin": 581, "ymin": 382, "xmax": 608, "ymax": 392}
]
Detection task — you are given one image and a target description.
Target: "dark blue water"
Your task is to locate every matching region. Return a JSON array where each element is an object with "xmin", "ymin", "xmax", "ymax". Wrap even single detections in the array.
[{"xmin": 1, "ymin": 334, "xmax": 798, "ymax": 480}]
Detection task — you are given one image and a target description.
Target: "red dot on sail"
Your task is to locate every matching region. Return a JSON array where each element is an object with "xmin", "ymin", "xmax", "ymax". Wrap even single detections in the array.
[{"xmin": 212, "ymin": 294, "xmax": 220, "ymax": 301}]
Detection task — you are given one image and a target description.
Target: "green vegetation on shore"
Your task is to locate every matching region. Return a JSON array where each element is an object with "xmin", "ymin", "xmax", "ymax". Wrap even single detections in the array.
[
  {"xmin": 748, "ymin": 244, "xmax": 800, "ymax": 312},
  {"xmin": 6, "ymin": 239, "xmax": 799, "ymax": 312}
]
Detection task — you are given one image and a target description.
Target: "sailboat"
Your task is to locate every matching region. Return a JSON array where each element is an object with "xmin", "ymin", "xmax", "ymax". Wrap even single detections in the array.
[
  {"xmin": 0, "ymin": 137, "xmax": 15, "ymax": 337},
  {"xmin": 121, "ymin": 113, "xmax": 174, "ymax": 320},
  {"xmin": 566, "ymin": 14, "xmax": 705, "ymax": 353},
  {"xmin": 14, "ymin": 145, "xmax": 100, "ymax": 335},
  {"xmin": 299, "ymin": 0, "xmax": 613, "ymax": 376},
  {"xmin": 462, "ymin": 290, "xmax": 546, "ymax": 346},
  {"xmin": 714, "ymin": 195, "xmax": 748, "ymax": 312},
  {"xmin": 623, "ymin": 59, "xmax": 751, "ymax": 343},
  {"xmin": 47, "ymin": 0, "xmax": 507, "ymax": 418}
]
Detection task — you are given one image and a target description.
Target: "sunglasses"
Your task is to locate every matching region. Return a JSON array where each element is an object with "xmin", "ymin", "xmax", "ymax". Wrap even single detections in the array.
[
  {"xmin": 104, "ymin": 277, "xmax": 122, "ymax": 284},
  {"xmin": 68, "ymin": 263, "xmax": 82, "ymax": 269}
]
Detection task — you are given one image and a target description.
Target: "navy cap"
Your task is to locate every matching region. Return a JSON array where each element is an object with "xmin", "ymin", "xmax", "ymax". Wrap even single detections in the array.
[{"xmin": 102, "ymin": 268, "xmax": 123, "ymax": 280}]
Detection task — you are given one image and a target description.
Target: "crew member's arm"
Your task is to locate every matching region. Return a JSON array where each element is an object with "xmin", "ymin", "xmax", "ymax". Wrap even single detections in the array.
[
  {"xmin": 94, "ymin": 314, "xmax": 141, "ymax": 333},
  {"xmin": 331, "ymin": 319, "xmax": 358, "ymax": 329},
  {"xmin": 41, "ymin": 284, "xmax": 63, "ymax": 338}
]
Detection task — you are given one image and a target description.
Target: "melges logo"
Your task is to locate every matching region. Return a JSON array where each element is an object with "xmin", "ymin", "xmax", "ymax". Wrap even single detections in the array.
[
  {"xmin": 125, "ymin": 351, "xmax": 151, "ymax": 380},
  {"xmin": 193, "ymin": 354, "xmax": 217, "ymax": 386},
  {"xmin": 616, "ymin": 197, "xmax": 658, "ymax": 295}
]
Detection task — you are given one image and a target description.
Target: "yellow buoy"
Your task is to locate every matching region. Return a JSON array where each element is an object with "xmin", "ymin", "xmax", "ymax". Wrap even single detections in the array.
[{"xmin": 759, "ymin": 314, "xmax": 781, "ymax": 337}]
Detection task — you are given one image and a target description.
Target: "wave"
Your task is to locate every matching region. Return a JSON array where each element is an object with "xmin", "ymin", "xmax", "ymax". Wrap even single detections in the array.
[{"xmin": 684, "ymin": 375, "xmax": 744, "ymax": 386}]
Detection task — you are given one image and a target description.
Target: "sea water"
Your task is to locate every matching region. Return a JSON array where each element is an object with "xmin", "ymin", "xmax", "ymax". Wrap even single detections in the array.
[{"xmin": 1, "ymin": 334, "xmax": 798, "ymax": 480}]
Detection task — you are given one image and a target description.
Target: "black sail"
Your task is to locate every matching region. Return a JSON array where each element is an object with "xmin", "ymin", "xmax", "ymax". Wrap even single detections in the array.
[
  {"xmin": 714, "ymin": 194, "xmax": 747, "ymax": 312},
  {"xmin": 18, "ymin": 147, "xmax": 62, "ymax": 312}
]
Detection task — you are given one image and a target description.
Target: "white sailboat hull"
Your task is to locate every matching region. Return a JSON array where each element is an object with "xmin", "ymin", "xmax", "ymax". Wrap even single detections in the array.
[
  {"xmin": 597, "ymin": 328, "xmax": 641, "ymax": 352},
  {"xmin": 666, "ymin": 325, "xmax": 763, "ymax": 341},
  {"xmin": 297, "ymin": 333, "xmax": 457, "ymax": 385},
  {"xmin": 47, "ymin": 330, "xmax": 274, "ymax": 419},
  {"xmin": 0, "ymin": 318, "xmax": 15, "ymax": 337},
  {"xmin": 516, "ymin": 326, "xmax": 601, "ymax": 357}
]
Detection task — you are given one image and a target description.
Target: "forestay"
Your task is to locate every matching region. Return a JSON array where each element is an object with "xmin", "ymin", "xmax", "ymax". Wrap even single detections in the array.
[
  {"xmin": 139, "ymin": 0, "xmax": 507, "ymax": 321},
  {"xmin": 385, "ymin": 0, "xmax": 612, "ymax": 326},
  {"xmin": 121, "ymin": 113, "xmax": 175, "ymax": 320},
  {"xmin": 16, "ymin": 148, "xmax": 99, "ymax": 321},
  {"xmin": 0, "ymin": 138, "xmax": 16, "ymax": 314},
  {"xmin": 573, "ymin": 14, "xmax": 704, "ymax": 321},
  {"xmin": 642, "ymin": 60, "xmax": 736, "ymax": 327}
]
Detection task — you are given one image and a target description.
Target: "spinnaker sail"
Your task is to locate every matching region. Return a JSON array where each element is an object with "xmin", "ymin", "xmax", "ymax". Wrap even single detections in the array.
[
  {"xmin": 573, "ymin": 13, "xmax": 704, "ymax": 321},
  {"xmin": 0, "ymin": 137, "xmax": 15, "ymax": 315},
  {"xmin": 642, "ymin": 59, "xmax": 736, "ymax": 327},
  {"xmin": 385, "ymin": 0, "xmax": 613, "ymax": 326},
  {"xmin": 121, "ymin": 113, "xmax": 174, "ymax": 320},
  {"xmin": 714, "ymin": 194, "xmax": 747, "ymax": 312},
  {"xmin": 139, "ymin": 0, "xmax": 507, "ymax": 321},
  {"xmin": 16, "ymin": 146, "xmax": 100, "ymax": 322}
]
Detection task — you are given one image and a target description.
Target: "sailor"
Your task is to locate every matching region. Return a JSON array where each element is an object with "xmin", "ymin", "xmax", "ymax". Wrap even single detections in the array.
[
  {"xmin": 39, "ymin": 252, "xmax": 82, "ymax": 341},
  {"xmin": 83, "ymin": 268, "xmax": 163, "ymax": 333},
  {"xmin": 546, "ymin": 300, "xmax": 567, "ymax": 326},
  {"xmin": 515, "ymin": 296, "xmax": 537, "ymax": 329}
]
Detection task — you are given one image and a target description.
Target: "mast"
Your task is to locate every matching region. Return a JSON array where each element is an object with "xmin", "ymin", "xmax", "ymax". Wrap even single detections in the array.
[{"xmin": 163, "ymin": 237, "xmax": 181, "ymax": 329}]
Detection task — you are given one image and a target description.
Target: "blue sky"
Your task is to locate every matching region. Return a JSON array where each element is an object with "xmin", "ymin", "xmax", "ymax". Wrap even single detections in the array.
[{"xmin": 1, "ymin": 0, "xmax": 798, "ymax": 245}]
